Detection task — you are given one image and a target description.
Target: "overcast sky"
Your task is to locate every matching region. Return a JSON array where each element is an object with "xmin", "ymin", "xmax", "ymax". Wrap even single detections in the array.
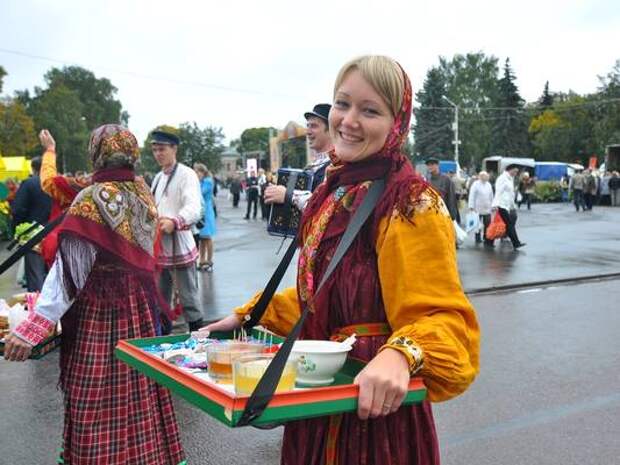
[{"xmin": 1, "ymin": 0, "xmax": 618, "ymax": 145}]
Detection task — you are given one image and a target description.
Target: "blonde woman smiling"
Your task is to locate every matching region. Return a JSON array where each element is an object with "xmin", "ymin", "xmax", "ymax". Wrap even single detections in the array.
[{"xmin": 205, "ymin": 56, "xmax": 479, "ymax": 465}]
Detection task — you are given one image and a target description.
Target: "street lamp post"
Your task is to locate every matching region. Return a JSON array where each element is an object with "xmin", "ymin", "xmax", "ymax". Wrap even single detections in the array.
[{"xmin": 442, "ymin": 96, "xmax": 460, "ymax": 166}]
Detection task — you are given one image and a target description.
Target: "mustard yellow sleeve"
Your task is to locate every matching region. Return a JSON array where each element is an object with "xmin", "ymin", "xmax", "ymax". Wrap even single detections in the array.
[
  {"xmin": 233, "ymin": 286, "xmax": 301, "ymax": 337},
  {"xmin": 376, "ymin": 188, "xmax": 480, "ymax": 402},
  {"xmin": 40, "ymin": 150, "xmax": 65, "ymax": 202}
]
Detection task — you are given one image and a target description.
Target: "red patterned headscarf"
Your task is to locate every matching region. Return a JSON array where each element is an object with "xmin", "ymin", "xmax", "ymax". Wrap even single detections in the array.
[{"xmin": 301, "ymin": 60, "xmax": 426, "ymax": 238}]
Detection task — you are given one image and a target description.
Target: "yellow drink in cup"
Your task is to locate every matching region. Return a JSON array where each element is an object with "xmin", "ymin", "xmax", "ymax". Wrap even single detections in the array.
[{"xmin": 233, "ymin": 354, "xmax": 297, "ymax": 395}]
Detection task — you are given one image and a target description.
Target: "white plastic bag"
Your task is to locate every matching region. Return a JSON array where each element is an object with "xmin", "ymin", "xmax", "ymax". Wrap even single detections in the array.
[
  {"xmin": 453, "ymin": 220, "xmax": 468, "ymax": 245},
  {"xmin": 465, "ymin": 211, "xmax": 481, "ymax": 234},
  {"xmin": 8, "ymin": 303, "xmax": 27, "ymax": 331}
]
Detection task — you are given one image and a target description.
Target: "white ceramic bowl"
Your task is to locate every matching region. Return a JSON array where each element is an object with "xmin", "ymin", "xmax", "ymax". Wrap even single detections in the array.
[{"xmin": 290, "ymin": 340, "xmax": 352, "ymax": 386}]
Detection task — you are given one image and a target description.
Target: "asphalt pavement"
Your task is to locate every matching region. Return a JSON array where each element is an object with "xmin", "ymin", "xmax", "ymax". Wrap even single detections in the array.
[{"xmin": 1, "ymin": 193, "xmax": 619, "ymax": 464}]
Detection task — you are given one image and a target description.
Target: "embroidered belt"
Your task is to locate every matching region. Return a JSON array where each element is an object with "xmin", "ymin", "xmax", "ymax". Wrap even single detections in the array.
[
  {"xmin": 329, "ymin": 322, "xmax": 391, "ymax": 342},
  {"xmin": 326, "ymin": 322, "xmax": 391, "ymax": 465}
]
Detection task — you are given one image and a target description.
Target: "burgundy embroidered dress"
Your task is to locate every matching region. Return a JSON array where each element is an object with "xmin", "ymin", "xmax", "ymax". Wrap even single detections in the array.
[
  {"xmin": 235, "ymin": 64, "xmax": 480, "ymax": 465},
  {"xmin": 14, "ymin": 125, "xmax": 185, "ymax": 465}
]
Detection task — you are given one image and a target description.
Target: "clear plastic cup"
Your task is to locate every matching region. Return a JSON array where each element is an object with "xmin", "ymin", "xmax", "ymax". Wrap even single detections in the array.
[{"xmin": 206, "ymin": 341, "xmax": 265, "ymax": 382}]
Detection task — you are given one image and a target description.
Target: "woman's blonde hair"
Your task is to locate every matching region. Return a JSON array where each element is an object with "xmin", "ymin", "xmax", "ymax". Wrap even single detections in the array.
[
  {"xmin": 193, "ymin": 163, "xmax": 211, "ymax": 177},
  {"xmin": 333, "ymin": 55, "xmax": 404, "ymax": 117}
]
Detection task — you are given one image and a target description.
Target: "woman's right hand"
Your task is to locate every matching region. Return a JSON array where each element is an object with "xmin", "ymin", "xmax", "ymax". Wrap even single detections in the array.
[
  {"xmin": 3, "ymin": 334, "xmax": 33, "ymax": 361},
  {"xmin": 197, "ymin": 314, "xmax": 242, "ymax": 336},
  {"xmin": 39, "ymin": 129, "xmax": 56, "ymax": 151}
]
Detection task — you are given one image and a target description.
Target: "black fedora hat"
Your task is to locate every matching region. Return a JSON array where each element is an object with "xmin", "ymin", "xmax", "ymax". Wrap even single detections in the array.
[
  {"xmin": 304, "ymin": 103, "xmax": 331, "ymax": 124},
  {"xmin": 150, "ymin": 130, "xmax": 180, "ymax": 146},
  {"xmin": 425, "ymin": 157, "xmax": 440, "ymax": 165}
]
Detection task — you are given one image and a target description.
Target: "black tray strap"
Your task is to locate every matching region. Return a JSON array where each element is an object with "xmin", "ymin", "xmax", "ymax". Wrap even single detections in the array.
[
  {"xmin": 0, "ymin": 212, "xmax": 66, "ymax": 276},
  {"xmin": 237, "ymin": 178, "xmax": 386, "ymax": 427},
  {"xmin": 7, "ymin": 221, "xmax": 41, "ymax": 251},
  {"xmin": 242, "ymin": 234, "xmax": 298, "ymax": 329}
]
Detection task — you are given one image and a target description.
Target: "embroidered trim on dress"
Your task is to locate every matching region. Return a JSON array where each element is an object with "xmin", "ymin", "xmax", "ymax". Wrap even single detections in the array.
[
  {"xmin": 14, "ymin": 312, "xmax": 56, "ymax": 345},
  {"xmin": 158, "ymin": 247, "xmax": 198, "ymax": 267}
]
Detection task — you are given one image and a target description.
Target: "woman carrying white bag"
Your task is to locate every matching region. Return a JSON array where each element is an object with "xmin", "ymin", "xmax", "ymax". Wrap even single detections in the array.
[{"xmin": 468, "ymin": 171, "xmax": 494, "ymax": 247}]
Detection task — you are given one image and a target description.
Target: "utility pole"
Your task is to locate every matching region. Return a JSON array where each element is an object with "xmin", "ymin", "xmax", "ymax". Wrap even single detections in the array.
[
  {"xmin": 268, "ymin": 128, "xmax": 274, "ymax": 171},
  {"xmin": 442, "ymin": 96, "xmax": 460, "ymax": 166}
]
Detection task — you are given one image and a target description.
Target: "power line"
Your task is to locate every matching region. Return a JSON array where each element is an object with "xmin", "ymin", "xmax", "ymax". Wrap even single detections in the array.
[
  {"xmin": 415, "ymin": 98, "xmax": 620, "ymax": 113},
  {"xmin": 0, "ymin": 47, "xmax": 301, "ymax": 99},
  {"xmin": 411, "ymin": 123, "xmax": 452, "ymax": 143}
]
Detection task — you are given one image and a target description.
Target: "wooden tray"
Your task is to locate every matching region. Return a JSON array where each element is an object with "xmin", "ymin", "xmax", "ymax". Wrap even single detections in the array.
[{"xmin": 115, "ymin": 331, "xmax": 426, "ymax": 427}]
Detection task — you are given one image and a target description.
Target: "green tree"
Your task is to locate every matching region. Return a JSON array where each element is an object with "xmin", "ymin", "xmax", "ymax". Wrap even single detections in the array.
[
  {"xmin": 412, "ymin": 67, "xmax": 453, "ymax": 160},
  {"xmin": 438, "ymin": 52, "xmax": 500, "ymax": 167},
  {"xmin": 0, "ymin": 66, "xmax": 7, "ymax": 94},
  {"xmin": 13, "ymin": 65, "xmax": 129, "ymax": 171},
  {"xmin": 490, "ymin": 58, "xmax": 530, "ymax": 157},
  {"xmin": 0, "ymin": 99, "xmax": 38, "ymax": 156},
  {"xmin": 593, "ymin": 59, "xmax": 620, "ymax": 150},
  {"xmin": 30, "ymin": 84, "xmax": 89, "ymax": 172},
  {"xmin": 43, "ymin": 66, "xmax": 128, "ymax": 128},
  {"xmin": 529, "ymin": 94, "xmax": 597, "ymax": 163},
  {"xmin": 177, "ymin": 122, "xmax": 225, "ymax": 171},
  {"xmin": 233, "ymin": 127, "xmax": 277, "ymax": 170},
  {"xmin": 236, "ymin": 127, "xmax": 275, "ymax": 154},
  {"xmin": 528, "ymin": 109, "xmax": 567, "ymax": 161},
  {"xmin": 539, "ymin": 81, "xmax": 554, "ymax": 108}
]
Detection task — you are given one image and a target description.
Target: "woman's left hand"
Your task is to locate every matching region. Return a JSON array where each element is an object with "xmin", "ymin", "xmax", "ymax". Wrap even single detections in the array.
[
  {"xmin": 3, "ymin": 334, "xmax": 34, "ymax": 361},
  {"xmin": 354, "ymin": 348, "xmax": 410, "ymax": 420},
  {"xmin": 159, "ymin": 218, "xmax": 175, "ymax": 234}
]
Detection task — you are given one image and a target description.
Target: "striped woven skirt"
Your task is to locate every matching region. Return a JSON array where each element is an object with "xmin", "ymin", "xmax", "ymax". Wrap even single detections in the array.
[{"xmin": 59, "ymin": 266, "xmax": 186, "ymax": 465}]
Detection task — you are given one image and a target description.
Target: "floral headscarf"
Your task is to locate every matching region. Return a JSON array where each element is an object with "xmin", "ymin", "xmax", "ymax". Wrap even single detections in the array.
[{"xmin": 88, "ymin": 124, "xmax": 140, "ymax": 170}]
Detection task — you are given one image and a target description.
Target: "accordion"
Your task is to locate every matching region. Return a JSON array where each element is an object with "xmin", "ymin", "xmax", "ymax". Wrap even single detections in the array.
[{"xmin": 267, "ymin": 168, "xmax": 314, "ymax": 237}]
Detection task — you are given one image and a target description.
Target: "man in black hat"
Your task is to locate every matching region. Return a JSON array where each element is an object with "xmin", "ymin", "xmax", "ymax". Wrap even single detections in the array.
[
  {"xmin": 425, "ymin": 157, "xmax": 458, "ymax": 221},
  {"xmin": 150, "ymin": 129, "xmax": 205, "ymax": 332},
  {"xmin": 492, "ymin": 164, "xmax": 526, "ymax": 249},
  {"xmin": 264, "ymin": 103, "xmax": 334, "ymax": 210}
]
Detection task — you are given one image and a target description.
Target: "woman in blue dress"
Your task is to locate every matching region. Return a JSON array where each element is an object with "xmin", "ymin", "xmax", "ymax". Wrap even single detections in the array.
[{"xmin": 194, "ymin": 163, "xmax": 216, "ymax": 271}]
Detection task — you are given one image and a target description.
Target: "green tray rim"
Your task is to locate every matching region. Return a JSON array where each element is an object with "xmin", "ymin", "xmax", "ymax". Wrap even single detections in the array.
[{"xmin": 115, "ymin": 331, "xmax": 427, "ymax": 427}]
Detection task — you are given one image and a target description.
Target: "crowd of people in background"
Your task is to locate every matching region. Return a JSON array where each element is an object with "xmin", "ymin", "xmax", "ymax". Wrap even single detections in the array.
[
  {"xmin": 5, "ymin": 149, "xmax": 620, "ymax": 284},
  {"xmin": 414, "ymin": 161, "xmax": 620, "ymax": 251},
  {"xmin": 4, "ymin": 141, "xmax": 620, "ymax": 285}
]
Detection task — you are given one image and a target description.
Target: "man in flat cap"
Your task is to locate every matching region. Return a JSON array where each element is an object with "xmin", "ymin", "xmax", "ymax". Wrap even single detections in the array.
[
  {"xmin": 425, "ymin": 157, "xmax": 458, "ymax": 221},
  {"xmin": 492, "ymin": 163, "xmax": 526, "ymax": 250},
  {"xmin": 264, "ymin": 103, "xmax": 334, "ymax": 211},
  {"xmin": 150, "ymin": 130, "xmax": 205, "ymax": 332}
]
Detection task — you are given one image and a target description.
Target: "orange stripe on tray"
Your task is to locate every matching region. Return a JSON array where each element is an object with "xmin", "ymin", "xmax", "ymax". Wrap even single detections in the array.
[{"xmin": 232, "ymin": 378, "xmax": 426, "ymax": 411}]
